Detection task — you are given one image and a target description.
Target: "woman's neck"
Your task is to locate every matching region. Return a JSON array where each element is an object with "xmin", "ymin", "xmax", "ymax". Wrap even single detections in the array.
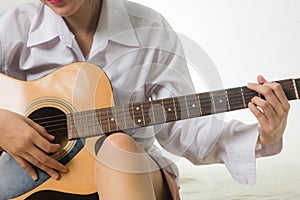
[
  {"xmin": 64, "ymin": 0, "xmax": 101, "ymax": 34},
  {"xmin": 63, "ymin": 0, "xmax": 102, "ymax": 59}
]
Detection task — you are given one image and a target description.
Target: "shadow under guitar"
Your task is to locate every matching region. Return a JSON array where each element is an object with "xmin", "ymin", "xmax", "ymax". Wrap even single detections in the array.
[{"xmin": 26, "ymin": 191, "xmax": 98, "ymax": 200}]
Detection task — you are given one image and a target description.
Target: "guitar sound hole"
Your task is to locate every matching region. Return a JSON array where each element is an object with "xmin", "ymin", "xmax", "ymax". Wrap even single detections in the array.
[{"xmin": 28, "ymin": 107, "xmax": 68, "ymax": 157}]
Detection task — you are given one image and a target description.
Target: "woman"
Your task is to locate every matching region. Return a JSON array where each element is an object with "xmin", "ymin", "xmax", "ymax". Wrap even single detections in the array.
[{"xmin": 0, "ymin": 0, "xmax": 290, "ymax": 199}]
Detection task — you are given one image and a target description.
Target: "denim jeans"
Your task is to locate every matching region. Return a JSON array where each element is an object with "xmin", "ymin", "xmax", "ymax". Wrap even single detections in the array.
[
  {"xmin": 0, "ymin": 152, "xmax": 49, "ymax": 199},
  {"xmin": 0, "ymin": 139, "xmax": 86, "ymax": 200}
]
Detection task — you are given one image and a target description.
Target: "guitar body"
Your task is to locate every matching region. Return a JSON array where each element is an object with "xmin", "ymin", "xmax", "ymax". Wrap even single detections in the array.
[{"xmin": 0, "ymin": 62, "xmax": 114, "ymax": 199}]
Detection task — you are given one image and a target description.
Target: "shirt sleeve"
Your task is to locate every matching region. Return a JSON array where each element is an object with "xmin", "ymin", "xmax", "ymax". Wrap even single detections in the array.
[{"xmin": 143, "ymin": 19, "xmax": 282, "ymax": 185}]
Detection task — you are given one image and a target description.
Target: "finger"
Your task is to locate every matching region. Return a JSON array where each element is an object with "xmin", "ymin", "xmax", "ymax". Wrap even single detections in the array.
[
  {"xmin": 22, "ymin": 151, "xmax": 61, "ymax": 180},
  {"xmin": 28, "ymin": 147, "xmax": 67, "ymax": 173},
  {"xmin": 248, "ymin": 102, "xmax": 269, "ymax": 126},
  {"xmin": 32, "ymin": 133, "xmax": 60, "ymax": 154},
  {"xmin": 25, "ymin": 118, "xmax": 55, "ymax": 141},
  {"xmin": 250, "ymin": 95, "xmax": 277, "ymax": 119},
  {"xmin": 13, "ymin": 156, "xmax": 38, "ymax": 181},
  {"xmin": 263, "ymin": 82, "xmax": 290, "ymax": 107},
  {"xmin": 247, "ymin": 83, "xmax": 283, "ymax": 112}
]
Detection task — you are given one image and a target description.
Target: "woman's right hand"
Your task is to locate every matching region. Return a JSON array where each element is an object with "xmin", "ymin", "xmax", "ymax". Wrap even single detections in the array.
[{"xmin": 0, "ymin": 109, "xmax": 67, "ymax": 180}]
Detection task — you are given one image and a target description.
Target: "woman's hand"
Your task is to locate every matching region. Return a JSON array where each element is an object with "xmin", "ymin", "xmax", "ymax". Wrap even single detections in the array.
[
  {"xmin": 0, "ymin": 109, "xmax": 67, "ymax": 180},
  {"xmin": 247, "ymin": 75, "xmax": 290, "ymax": 144}
]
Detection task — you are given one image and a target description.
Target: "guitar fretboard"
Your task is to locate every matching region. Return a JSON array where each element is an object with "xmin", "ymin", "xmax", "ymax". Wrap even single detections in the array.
[{"xmin": 67, "ymin": 78, "xmax": 300, "ymax": 140}]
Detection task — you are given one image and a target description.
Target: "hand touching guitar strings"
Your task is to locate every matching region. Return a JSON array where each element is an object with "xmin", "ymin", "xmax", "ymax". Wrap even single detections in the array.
[
  {"xmin": 0, "ymin": 109, "xmax": 67, "ymax": 180},
  {"xmin": 247, "ymin": 75, "xmax": 290, "ymax": 144}
]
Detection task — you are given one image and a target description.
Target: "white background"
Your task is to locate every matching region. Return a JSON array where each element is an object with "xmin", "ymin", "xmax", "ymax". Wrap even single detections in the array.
[{"xmin": 1, "ymin": 1, "xmax": 300, "ymax": 199}]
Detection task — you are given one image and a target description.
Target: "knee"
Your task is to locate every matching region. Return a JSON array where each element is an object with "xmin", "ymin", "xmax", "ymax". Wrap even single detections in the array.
[
  {"xmin": 94, "ymin": 133, "xmax": 154, "ymax": 173},
  {"xmin": 102, "ymin": 132, "xmax": 143, "ymax": 154}
]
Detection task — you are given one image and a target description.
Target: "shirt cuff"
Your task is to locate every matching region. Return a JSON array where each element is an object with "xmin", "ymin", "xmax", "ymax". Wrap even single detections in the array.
[
  {"xmin": 255, "ymin": 137, "xmax": 283, "ymax": 158},
  {"xmin": 219, "ymin": 121, "xmax": 259, "ymax": 185}
]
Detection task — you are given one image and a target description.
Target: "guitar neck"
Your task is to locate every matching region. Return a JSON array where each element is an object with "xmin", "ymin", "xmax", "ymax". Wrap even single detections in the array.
[{"xmin": 67, "ymin": 78, "xmax": 300, "ymax": 140}]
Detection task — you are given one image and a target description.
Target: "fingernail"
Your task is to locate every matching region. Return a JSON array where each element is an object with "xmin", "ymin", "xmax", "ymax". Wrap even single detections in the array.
[
  {"xmin": 62, "ymin": 166, "xmax": 68, "ymax": 173},
  {"xmin": 52, "ymin": 173, "xmax": 59, "ymax": 180},
  {"xmin": 32, "ymin": 175, "xmax": 38, "ymax": 181}
]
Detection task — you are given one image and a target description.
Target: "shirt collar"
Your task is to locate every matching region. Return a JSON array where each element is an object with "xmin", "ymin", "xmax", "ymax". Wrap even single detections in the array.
[
  {"xmin": 27, "ymin": 0, "xmax": 140, "ymax": 48},
  {"xmin": 96, "ymin": 0, "xmax": 140, "ymax": 47},
  {"xmin": 26, "ymin": 4, "xmax": 62, "ymax": 47}
]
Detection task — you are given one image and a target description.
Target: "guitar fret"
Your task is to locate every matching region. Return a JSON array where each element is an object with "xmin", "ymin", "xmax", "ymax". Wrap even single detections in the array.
[
  {"xmin": 292, "ymin": 79, "xmax": 299, "ymax": 99},
  {"xmin": 129, "ymin": 104, "xmax": 136, "ymax": 128},
  {"xmin": 184, "ymin": 96, "xmax": 190, "ymax": 118},
  {"xmin": 149, "ymin": 100, "xmax": 156, "ymax": 125},
  {"xmin": 115, "ymin": 105, "xmax": 126, "ymax": 131},
  {"xmin": 175, "ymin": 97, "xmax": 183, "ymax": 120},
  {"xmin": 172, "ymin": 98, "xmax": 178, "ymax": 120},
  {"xmin": 122, "ymin": 105, "xmax": 127, "ymax": 129},
  {"xmin": 176, "ymin": 96, "xmax": 188, "ymax": 120},
  {"xmin": 96, "ymin": 109, "xmax": 102, "ymax": 133},
  {"xmin": 296, "ymin": 79, "xmax": 300, "ymax": 99},
  {"xmin": 123, "ymin": 104, "xmax": 135, "ymax": 130},
  {"xmin": 107, "ymin": 108, "xmax": 111, "ymax": 132},
  {"xmin": 161, "ymin": 100, "xmax": 167, "ymax": 123},
  {"xmin": 92, "ymin": 111, "xmax": 96, "ymax": 137},
  {"xmin": 141, "ymin": 103, "xmax": 146, "ymax": 125},
  {"xmin": 111, "ymin": 109, "xmax": 118, "ymax": 131},
  {"xmin": 197, "ymin": 94, "xmax": 203, "ymax": 116},
  {"xmin": 142, "ymin": 101, "xmax": 153, "ymax": 126},
  {"xmin": 210, "ymin": 93, "xmax": 216, "ymax": 114},
  {"xmin": 240, "ymin": 87, "xmax": 247, "ymax": 108},
  {"xmin": 74, "ymin": 112, "xmax": 83, "ymax": 137},
  {"xmin": 79, "ymin": 112, "xmax": 83, "ymax": 136},
  {"xmin": 225, "ymin": 90, "xmax": 230, "ymax": 111},
  {"xmin": 81, "ymin": 111, "xmax": 87, "ymax": 137},
  {"xmin": 67, "ymin": 114, "xmax": 77, "ymax": 139},
  {"xmin": 84, "ymin": 111, "xmax": 89, "ymax": 137}
]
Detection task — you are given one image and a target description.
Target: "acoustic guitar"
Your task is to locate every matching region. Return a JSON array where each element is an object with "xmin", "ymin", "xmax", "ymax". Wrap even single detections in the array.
[{"xmin": 0, "ymin": 62, "xmax": 298, "ymax": 199}]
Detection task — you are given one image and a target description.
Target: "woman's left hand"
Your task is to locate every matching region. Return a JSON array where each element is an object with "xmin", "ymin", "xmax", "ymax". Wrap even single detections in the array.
[{"xmin": 247, "ymin": 75, "xmax": 290, "ymax": 144}]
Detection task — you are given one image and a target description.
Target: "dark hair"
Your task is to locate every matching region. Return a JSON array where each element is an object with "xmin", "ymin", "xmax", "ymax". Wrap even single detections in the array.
[{"xmin": 88, "ymin": 0, "xmax": 102, "ymax": 33}]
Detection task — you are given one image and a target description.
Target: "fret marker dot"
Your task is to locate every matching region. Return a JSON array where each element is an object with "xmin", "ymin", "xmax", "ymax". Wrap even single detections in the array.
[
  {"xmin": 219, "ymin": 100, "xmax": 223, "ymax": 103},
  {"xmin": 137, "ymin": 119, "xmax": 142, "ymax": 123},
  {"xmin": 111, "ymin": 118, "xmax": 115, "ymax": 121},
  {"xmin": 136, "ymin": 107, "xmax": 140, "ymax": 111},
  {"xmin": 192, "ymin": 104, "xmax": 196, "ymax": 108},
  {"xmin": 168, "ymin": 108, "xmax": 172, "ymax": 111}
]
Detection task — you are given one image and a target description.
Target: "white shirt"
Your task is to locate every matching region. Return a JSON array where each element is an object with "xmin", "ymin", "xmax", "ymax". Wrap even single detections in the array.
[{"xmin": 0, "ymin": 0, "xmax": 281, "ymax": 185}]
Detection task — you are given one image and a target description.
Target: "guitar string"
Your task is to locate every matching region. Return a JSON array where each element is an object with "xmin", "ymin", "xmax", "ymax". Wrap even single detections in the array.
[
  {"xmin": 32, "ymin": 84, "xmax": 294, "ymax": 129},
  {"xmin": 24, "ymin": 80, "xmax": 297, "ymax": 124},
  {"xmin": 31, "ymin": 87, "xmax": 258, "ymax": 123},
  {"xmin": 32, "ymin": 87, "xmax": 295, "ymax": 136}
]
